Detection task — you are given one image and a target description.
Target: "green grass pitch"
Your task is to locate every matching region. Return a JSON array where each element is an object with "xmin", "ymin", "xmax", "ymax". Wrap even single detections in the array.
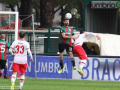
[{"xmin": 0, "ymin": 78, "xmax": 120, "ymax": 90}]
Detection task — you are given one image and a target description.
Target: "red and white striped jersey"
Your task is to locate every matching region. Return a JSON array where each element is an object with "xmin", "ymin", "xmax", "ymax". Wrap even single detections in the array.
[{"xmin": 9, "ymin": 39, "xmax": 33, "ymax": 64}]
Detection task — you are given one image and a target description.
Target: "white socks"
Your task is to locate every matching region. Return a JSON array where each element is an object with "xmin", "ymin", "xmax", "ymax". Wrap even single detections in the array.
[
  {"xmin": 79, "ymin": 59, "xmax": 87, "ymax": 70},
  {"xmin": 19, "ymin": 75, "xmax": 25, "ymax": 89},
  {"xmin": 11, "ymin": 74, "xmax": 16, "ymax": 83},
  {"xmin": 11, "ymin": 74, "xmax": 25, "ymax": 89}
]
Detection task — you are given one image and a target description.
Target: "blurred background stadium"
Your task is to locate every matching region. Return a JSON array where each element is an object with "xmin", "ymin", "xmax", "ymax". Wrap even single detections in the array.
[
  {"xmin": 0, "ymin": 0, "xmax": 120, "ymax": 55},
  {"xmin": 1, "ymin": 0, "xmax": 120, "ymax": 87}
]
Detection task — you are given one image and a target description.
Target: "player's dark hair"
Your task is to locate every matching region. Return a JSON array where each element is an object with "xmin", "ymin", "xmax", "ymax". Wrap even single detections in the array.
[
  {"xmin": 1, "ymin": 34, "xmax": 5, "ymax": 39},
  {"xmin": 80, "ymin": 30, "xmax": 85, "ymax": 34},
  {"xmin": 19, "ymin": 31, "xmax": 25, "ymax": 38},
  {"xmin": 64, "ymin": 18, "xmax": 69, "ymax": 21}
]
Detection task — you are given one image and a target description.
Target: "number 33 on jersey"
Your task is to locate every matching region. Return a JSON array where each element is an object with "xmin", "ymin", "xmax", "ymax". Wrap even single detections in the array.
[
  {"xmin": 11, "ymin": 40, "xmax": 29, "ymax": 56},
  {"xmin": 15, "ymin": 45, "xmax": 24, "ymax": 54},
  {"xmin": 9, "ymin": 39, "xmax": 33, "ymax": 64}
]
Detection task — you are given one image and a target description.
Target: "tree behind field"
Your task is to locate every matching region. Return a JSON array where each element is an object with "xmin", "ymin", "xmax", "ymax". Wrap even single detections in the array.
[
  {"xmin": 0, "ymin": 0, "xmax": 33, "ymax": 27},
  {"xmin": 40, "ymin": 0, "xmax": 53, "ymax": 28},
  {"xmin": 19, "ymin": 0, "xmax": 33, "ymax": 27},
  {"xmin": 0, "ymin": 0, "xmax": 83, "ymax": 28},
  {"xmin": 52, "ymin": 0, "xmax": 83, "ymax": 27}
]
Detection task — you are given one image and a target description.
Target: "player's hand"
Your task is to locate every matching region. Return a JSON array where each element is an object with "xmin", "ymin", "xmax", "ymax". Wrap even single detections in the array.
[
  {"xmin": 96, "ymin": 35, "xmax": 100, "ymax": 40},
  {"xmin": 12, "ymin": 54, "xmax": 15, "ymax": 57},
  {"xmin": 71, "ymin": 36, "xmax": 77, "ymax": 39},
  {"xmin": 30, "ymin": 59, "xmax": 33, "ymax": 62},
  {"xmin": 12, "ymin": 50, "xmax": 15, "ymax": 53}
]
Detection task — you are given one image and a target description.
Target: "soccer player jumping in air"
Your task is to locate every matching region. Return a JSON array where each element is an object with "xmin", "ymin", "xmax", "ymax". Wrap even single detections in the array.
[
  {"xmin": 72, "ymin": 30, "xmax": 100, "ymax": 75},
  {"xmin": 58, "ymin": 19, "xmax": 77, "ymax": 74},
  {"xmin": 9, "ymin": 31, "xmax": 33, "ymax": 90}
]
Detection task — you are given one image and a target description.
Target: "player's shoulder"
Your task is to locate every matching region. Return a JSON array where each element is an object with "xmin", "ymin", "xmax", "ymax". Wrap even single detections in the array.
[
  {"xmin": 60, "ymin": 27, "xmax": 64, "ymax": 30},
  {"xmin": 69, "ymin": 27, "xmax": 73, "ymax": 31},
  {"xmin": 10, "ymin": 40, "xmax": 17, "ymax": 45},
  {"xmin": 19, "ymin": 40, "xmax": 29, "ymax": 45},
  {"xmin": 13, "ymin": 40, "xmax": 19, "ymax": 43},
  {"xmin": 60, "ymin": 27, "xmax": 64, "ymax": 33},
  {"xmin": 80, "ymin": 33, "xmax": 86, "ymax": 37},
  {"xmin": 24, "ymin": 40, "xmax": 29, "ymax": 43},
  {"xmin": 0, "ymin": 40, "xmax": 6, "ymax": 43},
  {"xmin": 6, "ymin": 41, "xmax": 10, "ymax": 44},
  {"xmin": 3, "ymin": 41, "xmax": 9, "ymax": 45},
  {"xmin": 75, "ymin": 35, "xmax": 80, "ymax": 39},
  {"xmin": 61, "ymin": 26, "xmax": 73, "ymax": 29},
  {"xmin": 4, "ymin": 40, "xmax": 8, "ymax": 43},
  {"xmin": 24, "ymin": 41, "xmax": 29, "ymax": 45},
  {"xmin": 70, "ymin": 26, "xmax": 73, "ymax": 29}
]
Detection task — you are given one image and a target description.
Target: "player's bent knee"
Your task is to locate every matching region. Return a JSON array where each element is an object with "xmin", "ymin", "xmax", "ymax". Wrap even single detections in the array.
[
  {"xmin": 69, "ymin": 52, "xmax": 73, "ymax": 56},
  {"xmin": 5, "ymin": 64, "xmax": 8, "ymax": 68},
  {"xmin": 13, "ymin": 71, "xmax": 17, "ymax": 75},
  {"xmin": 21, "ymin": 74, "xmax": 25, "ymax": 75}
]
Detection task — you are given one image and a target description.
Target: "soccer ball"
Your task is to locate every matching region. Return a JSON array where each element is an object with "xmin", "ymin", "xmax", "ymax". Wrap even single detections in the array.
[{"xmin": 65, "ymin": 13, "xmax": 72, "ymax": 19}]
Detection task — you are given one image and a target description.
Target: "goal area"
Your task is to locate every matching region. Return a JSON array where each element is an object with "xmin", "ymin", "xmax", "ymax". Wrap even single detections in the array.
[
  {"xmin": 0, "ymin": 11, "xmax": 19, "ymax": 41},
  {"xmin": 0, "ymin": 12, "xmax": 37, "ymax": 78}
]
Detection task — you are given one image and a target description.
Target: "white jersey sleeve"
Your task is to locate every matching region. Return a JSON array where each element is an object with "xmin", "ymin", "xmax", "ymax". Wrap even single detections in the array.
[
  {"xmin": 26, "ymin": 43, "xmax": 33, "ymax": 59},
  {"xmin": 9, "ymin": 41, "xmax": 15, "ymax": 55},
  {"xmin": 85, "ymin": 32, "xmax": 97, "ymax": 37},
  {"xmin": 74, "ymin": 32, "xmax": 97, "ymax": 47}
]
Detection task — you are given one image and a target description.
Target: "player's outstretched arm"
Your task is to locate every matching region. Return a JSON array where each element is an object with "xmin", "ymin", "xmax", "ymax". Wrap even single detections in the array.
[
  {"xmin": 71, "ymin": 35, "xmax": 78, "ymax": 39},
  {"xmin": 96, "ymin": 35, "xmax": 100, "ymax": 40},
  {"xmin": 61, "ymin": 33, "xmax": 71, "ymax": 38},
  {"xmin": 85, "ymin": 32, "xmax": 100, "ymax": 40},
  {"xmin": 61, "ymin": 33, "xmax": 77, "ymax": 39}
]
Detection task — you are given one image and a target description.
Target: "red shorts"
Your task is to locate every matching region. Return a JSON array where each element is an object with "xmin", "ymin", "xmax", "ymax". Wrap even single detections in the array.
[
  {"xmin": 12, "ymin": 63, "xmax": 27, "ymax": 74},
  {"xmin": 73, "ymin": 45, "xmax": 88, "ymax": 60}
]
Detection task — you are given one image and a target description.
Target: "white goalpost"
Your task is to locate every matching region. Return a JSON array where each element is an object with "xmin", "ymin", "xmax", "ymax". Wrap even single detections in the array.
[
  {"xmin": 0, "ymin": 11, "xmax": 18, "ymax": 40},
  {"xmin": 0, "ymin": 12, "xmax": 37, "ymax": 78}
]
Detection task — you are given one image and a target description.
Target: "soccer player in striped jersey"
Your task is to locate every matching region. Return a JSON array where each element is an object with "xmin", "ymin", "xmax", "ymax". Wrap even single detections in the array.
[
  {"xmin": 58, "ymin": 19, "xmax": 77, "ymax": 74},
  {"xmin": 73, "ymin": 30, "xmax": 100, "ymax": 75},
  {"xmin": 0, "ymin": 34, "xmax": 10, "ymax": 77},
  {"xmin": 9, "ymin": 31, "xmax": 33, "ymax": 90}
]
